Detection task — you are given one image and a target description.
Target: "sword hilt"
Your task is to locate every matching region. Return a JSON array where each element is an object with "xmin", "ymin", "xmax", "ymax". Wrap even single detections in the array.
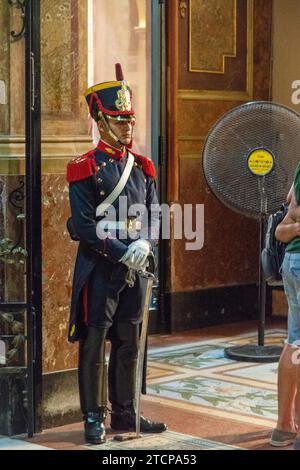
[
  {"xmin": 125, "ymin": 251, "xmax": 157, "ymax": 286},
  {"xmin": 138, "ymin": 251, "xmax": 157, "ymax": 279},
  {"xmin": 138, "ymin": 270, "xmax": 156, "ymax": 280}
]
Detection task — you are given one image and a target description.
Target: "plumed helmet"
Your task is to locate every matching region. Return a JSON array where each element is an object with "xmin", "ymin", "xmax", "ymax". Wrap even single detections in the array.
[{"xmin": 85, "ymin": 64, "xmax": 135, "ymax": 122}]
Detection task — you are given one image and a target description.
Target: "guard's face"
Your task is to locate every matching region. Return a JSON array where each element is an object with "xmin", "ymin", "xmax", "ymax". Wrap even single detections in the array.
[{"xmin": 108, "ymin": 119, "xmax": 134, "ymax": 146}]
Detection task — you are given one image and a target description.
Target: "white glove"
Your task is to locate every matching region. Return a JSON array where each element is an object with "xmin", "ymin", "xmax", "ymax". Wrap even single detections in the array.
[{"xmin": 120, "ymin": 239, "xmax": 151, "ymax": 270}]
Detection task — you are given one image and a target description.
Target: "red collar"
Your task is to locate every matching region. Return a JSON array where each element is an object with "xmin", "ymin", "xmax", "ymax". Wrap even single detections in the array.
[{"xmin": 97, "ymin": 140, "xmax": 126, "ymax": 159}]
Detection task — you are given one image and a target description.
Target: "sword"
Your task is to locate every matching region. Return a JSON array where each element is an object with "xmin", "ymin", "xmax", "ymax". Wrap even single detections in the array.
[{"xmin": 134, "ymin": 268, "xmax": 156, "ymax": 438}]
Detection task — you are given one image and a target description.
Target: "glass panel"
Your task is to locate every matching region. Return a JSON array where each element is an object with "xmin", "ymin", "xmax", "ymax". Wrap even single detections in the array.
[
  {"xmin": 92, "ymin": 0, "xmax": 158, "ymax": 311},
  {"xmin": 92, "ymin": 0, "xmax": 152, "ymax": 156},
  {"xmin": 0, "ymin": 0, "xmax": 28, "ymax": 435},
  {"xmin": 0, "ymin": 174, "xmax": 26, "ymax": 367}
]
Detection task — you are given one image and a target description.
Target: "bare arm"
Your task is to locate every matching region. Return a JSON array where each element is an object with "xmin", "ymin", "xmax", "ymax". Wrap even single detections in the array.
[
  {"xmin": 287, "ymin": 183, "xmax": 297, "ymax": 208},
  {"xmin": 275, "ymin": 207, "xmax": 300, "ymax": 243}
]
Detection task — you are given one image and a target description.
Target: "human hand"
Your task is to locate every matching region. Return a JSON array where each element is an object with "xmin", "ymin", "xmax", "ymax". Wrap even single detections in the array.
[{"xmin": 119, "ymin": 239, "xmax": 151, "ymax": 270}]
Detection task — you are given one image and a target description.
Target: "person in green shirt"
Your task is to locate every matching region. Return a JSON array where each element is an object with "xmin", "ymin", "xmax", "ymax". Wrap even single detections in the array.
[{"xmin": 271, "ymin": 164, "xmax": 300, "ymax": 449}]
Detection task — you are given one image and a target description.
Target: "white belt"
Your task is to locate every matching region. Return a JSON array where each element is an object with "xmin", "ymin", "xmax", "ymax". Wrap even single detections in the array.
[{"xmin": 96, "ymin": 152, "xmax": 135, "ymax": 218}]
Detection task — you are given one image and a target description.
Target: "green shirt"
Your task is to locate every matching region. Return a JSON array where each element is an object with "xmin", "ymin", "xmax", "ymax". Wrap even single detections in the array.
[{"xmin": 285, "ymin": 162, "xmax": 300, "ymax": 253}]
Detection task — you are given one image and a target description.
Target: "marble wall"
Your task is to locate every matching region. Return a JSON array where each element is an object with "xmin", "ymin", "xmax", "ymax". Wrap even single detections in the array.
[{"xmin": 42, "ymin": 175, "xmax": 77, "ymax": 372}]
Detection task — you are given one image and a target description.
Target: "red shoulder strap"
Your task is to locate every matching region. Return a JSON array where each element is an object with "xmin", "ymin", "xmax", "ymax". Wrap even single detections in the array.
[
  {"xmin": 66, "ymin": 150, "xmax": 97, "ymax": 183},
  {"xmin": 128, "ymin": 150, "xmax": 157, "ymax": 179}
]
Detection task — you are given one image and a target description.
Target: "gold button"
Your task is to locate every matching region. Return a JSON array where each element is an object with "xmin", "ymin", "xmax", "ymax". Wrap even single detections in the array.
[
  {"xmin": 102, "ymin": 162, "xmax": 107, "ymax": 167},
  {"xmin": 100, "ymin": 190, "xmax": 105, "ymax": 196}
]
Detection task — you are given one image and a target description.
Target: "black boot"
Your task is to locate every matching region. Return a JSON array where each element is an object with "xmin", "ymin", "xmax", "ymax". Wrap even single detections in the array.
[
  {"xmin": 78, "ymin": 327, "xmax": 108, "ymax": 444},
  {"xmin": 84, "ymin": 409, "xmax": 106, "ymax": 444},
  {"xmin": 108, "ymin": 323, "xmax": 139, "ymax": 409},
  {"xmin": 78, "ymin": 326, "xmax": 108, "ymax": 415},
  {"xmin": 111, "ymin": 408, "xmax": 167, "ymax": 433}
]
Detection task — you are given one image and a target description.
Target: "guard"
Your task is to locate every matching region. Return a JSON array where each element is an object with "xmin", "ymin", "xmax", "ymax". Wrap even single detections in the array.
[{"xmin": 66, "ymin": 64, "xmax": 167, "ymax": 444}]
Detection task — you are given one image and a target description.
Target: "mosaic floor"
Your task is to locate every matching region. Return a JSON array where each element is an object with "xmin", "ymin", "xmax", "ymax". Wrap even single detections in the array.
[
  {"xmin": 0, "ymin": 437, "xmax": 51, "ymax": 450},
  {"xmin": 86, "ymin": 430, "xmax": 241, "ymax": 451},
  {"xmin": 145, "ymin": 330, "xmax": 285, "ymax": 429},
  {"xmin": 2, "ymin": 324, "xmax": 287, "ymax": 451}
]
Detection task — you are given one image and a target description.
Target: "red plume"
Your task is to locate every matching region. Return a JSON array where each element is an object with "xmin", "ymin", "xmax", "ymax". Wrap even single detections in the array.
[{"xmin": 115, "ymin": 63, "xmax": 124, "ymax": 81}]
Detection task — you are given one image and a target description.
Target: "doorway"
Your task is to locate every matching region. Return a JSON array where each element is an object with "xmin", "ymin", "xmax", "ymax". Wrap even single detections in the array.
[
  {"xmin": 88, "ymin": 0, "xmax": 166, "ymax": 331},
  {"xmin": 0, "ymin": 0, "xmax": 42, "ymax": 437},
  {"xmin": 0, "ymin": 0, "xmax": 166, "ymax": 435}
]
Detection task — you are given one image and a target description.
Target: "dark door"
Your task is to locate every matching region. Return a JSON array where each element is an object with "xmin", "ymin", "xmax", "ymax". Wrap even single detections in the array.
[{"xmin": 0, "ymin": 0, "xmax": 42, "ymax": 437}]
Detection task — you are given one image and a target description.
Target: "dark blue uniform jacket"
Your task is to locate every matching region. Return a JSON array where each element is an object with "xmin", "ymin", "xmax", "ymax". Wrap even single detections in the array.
[{"xmin": 67, "ymin": 140, "xmax": 159, "ymax": 342}]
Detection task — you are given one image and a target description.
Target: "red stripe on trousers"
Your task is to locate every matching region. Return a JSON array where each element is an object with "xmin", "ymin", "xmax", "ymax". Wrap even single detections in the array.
[{"xmin": 83, "ymin": 283, "xmax": 89, "ymax": 324}]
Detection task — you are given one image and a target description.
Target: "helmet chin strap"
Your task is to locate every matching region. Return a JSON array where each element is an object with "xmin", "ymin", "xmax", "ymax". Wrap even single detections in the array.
[{"xmin": 98, "ymin": 111, "xmax": 132, "ymax": 147}]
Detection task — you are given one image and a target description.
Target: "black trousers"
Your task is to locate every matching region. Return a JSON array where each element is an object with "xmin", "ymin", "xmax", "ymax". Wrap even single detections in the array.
[{"xmin": 78, "ymin": 322, "xmax": 139, "ymax": 415}]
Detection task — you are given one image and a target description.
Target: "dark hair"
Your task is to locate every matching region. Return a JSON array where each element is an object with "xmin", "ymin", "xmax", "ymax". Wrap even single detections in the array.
[{"xmin": 90, "ymin": 106, "xmax": 100, "ymax": 122}]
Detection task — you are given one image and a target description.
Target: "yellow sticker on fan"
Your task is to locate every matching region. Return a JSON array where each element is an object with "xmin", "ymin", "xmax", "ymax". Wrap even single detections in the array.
[{"xmin": 247, "ymin": 149, "xmax": 274, "ymax": 176}]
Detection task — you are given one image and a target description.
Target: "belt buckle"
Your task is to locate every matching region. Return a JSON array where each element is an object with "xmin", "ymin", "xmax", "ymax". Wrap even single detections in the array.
[{"xmin": 126, "ymin": 218, "xmax": 136, "ymax": 235}]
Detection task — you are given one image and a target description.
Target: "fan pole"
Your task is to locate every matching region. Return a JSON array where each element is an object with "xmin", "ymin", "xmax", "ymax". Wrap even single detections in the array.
[{"xmin": 258, "ymin": 216, "xmax": 266, "ymax": 346}]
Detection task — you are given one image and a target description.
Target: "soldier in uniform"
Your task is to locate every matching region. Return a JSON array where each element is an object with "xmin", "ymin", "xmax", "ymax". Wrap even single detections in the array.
[{"xmin": 66, "ymin": 64, "xmax": 167, "ymax": 444}]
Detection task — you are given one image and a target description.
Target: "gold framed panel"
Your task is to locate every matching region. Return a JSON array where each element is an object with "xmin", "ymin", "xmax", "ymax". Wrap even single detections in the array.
[
  {"xmin": 189, "ymin": 0, "xmax": 237, "ymax": 74},
  {"xmin": 180, "ymin": 0, "xmax": 253, "ymax": 101}
]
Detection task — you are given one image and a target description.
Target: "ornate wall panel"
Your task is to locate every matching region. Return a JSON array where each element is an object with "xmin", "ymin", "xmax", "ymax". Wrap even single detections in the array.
[
  {"xmin": 175, "ymin": 155, "xmax": 259, "ymax": 291},
  {"xmin": 167, "ymin": 0, "xmax": 273, "ymax": 294},
  {"xmin": 41, "ymin": 1, "xmax": 77, "ymax": 116},
  {"xmin": 40, "ymin": 0, "xmax": 88, "ymax": 136},
  {"xmin": 178, "ymin": 0, "xmax": 253, "ymax": 101},
  {"xmin": 189, "ymin": 0, "xmax": 237, "ymax": 73}
]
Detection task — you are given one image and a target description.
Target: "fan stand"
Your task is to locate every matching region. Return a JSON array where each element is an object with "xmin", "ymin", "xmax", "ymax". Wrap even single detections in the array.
[
  {"xmin": 224, "ymin": 215, "xmax": 283, "ymax": 363},
  {"xmin": 201, "ymin": 101, "xmax": 300, "ymax": 362}
]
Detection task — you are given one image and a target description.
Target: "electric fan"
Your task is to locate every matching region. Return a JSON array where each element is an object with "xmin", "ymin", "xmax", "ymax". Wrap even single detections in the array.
[{"xmin": 203, "ymin": 101, "xmax": 300, "ymax": 362}]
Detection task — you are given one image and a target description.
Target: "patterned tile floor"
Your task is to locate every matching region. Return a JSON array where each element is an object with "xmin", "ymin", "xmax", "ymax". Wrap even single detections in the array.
[
  {"xmin": 0, "ymin": 322, "xmax": 290, "ymax": 450},
  {"xmin": 0, "ymin": 437, "xmax": 51, "ymax": 450},
  {"xmin": 145, "ymin": 329, "xmax": 285, "ymax": 428},
  {"xmin": 85, "ymin": 430, "xmax": 242, "ymax": 451}
]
